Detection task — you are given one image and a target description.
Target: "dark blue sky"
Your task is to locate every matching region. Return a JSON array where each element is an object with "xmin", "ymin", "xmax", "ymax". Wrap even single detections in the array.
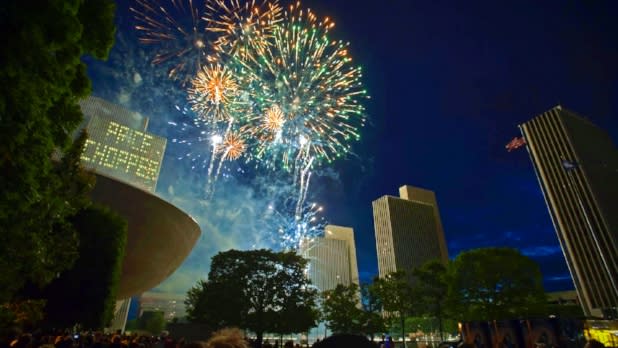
[
  {"xmin": 300, "ymin": 0, "xmax": 618, "ymax": 291},
  {"xmin": 93, "ymin": 1, "xmax": 617, "ymax": 294}
]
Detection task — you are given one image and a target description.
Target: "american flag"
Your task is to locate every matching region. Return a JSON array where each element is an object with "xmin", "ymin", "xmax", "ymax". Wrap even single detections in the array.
[{"xmin": 505, "ymin": 137, "xmax": 526, "ymax": 152}]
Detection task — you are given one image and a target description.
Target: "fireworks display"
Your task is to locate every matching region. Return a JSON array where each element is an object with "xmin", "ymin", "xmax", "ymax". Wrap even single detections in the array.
[
  {"xmin": 262, "ymin": 198, "xmax": 326, "ymax": 250},
  {"xmin": 133, "ymin": 0, "xmax": 368, "ymax": 250},
  {"xmin": 130, "ymin": 0, "xmax": 211, "ymax": 83},
  {"xmin": 204, "ymin": 0, "xmax": 283, "ymax": 61},
  {"xmin": 237, "ymin": 1, "xmax": 368, "ymax": 170},
  {"xmin": 188, "ymin": 63, "xmax": 242, "ymax": 123},
  {"xmin": 259, "ymin": 104, "xmax": 286, "ymax": 139},
  {"xmin": 221, "ymin": 131, "xmax": 246, "ymax": 160}
]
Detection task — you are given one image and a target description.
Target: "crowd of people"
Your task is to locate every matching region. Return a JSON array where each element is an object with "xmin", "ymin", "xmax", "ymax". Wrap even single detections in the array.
[{"xmin": 1, "ymin": 328, "xmax": 609, "ymax": 348}]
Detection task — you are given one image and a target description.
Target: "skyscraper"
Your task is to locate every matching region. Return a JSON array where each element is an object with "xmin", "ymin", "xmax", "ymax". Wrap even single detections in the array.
[
  {"xmin": 373, "ymin": 185, "xmax": 448, "ymax": 283},
  {"xmin": 78, "ymin": 96, "xmax": 166, "ymax": 193},
  {"xmin": 301, "ymin": 225, "xmax": 361, "ymax": 339},
  {"xmin": 301, "ymin": 224, "xmax": 360, "ymax": 292},
  {"xmin": 520, "ymin": 105, "xmax": 618, "ymax": 317}
]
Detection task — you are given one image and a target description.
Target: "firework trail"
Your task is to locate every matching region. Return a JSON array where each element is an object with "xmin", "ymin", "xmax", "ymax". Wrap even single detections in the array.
[
  {"xmin": 204, "ymin": 0, "xmax": 283, "ymax": 62},
  {"xmin": 131, "ymin": 0, "xmax": 212, "ymax": 84},
  {"xmin": 137, "ymin": 1, "xmax": 368, "ymax": 232},
  {"xmin": 235, "ymin": 1, "xmax": 368, "ymax": 173},
  {"xmin": 265, "ymin": 199, "xmax": 325, "ymax": 250}
]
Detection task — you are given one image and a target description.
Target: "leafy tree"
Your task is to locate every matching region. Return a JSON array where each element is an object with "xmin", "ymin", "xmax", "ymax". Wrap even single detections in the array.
[
  {"xmin": 448, "ymin": 247, "xmax": 547, "ymax": 321},
  {"xmin": 141, "ymin": 311, "xmax": 167, "ymax": 335},
  {"xmin": 322, "ymin": 284, "xmax": 363, "ymax": 334},
  {"xmin": 413, "ymin": 259, "xmax": 449, "ymax": 341},
  {"xmin": 0, "ymin": 299, "xmax": 46, "ymax": 331},
  {"xmin": 185, "ymin": 249, "xmax": 318, "ymax": 347},
  {"xmin": 0, "ymin": 0, "xmax": 115, "ymax": 302},
  {"xmin": 272, "ymin": 294, "xmax": 319, "ymax": 337},
  {"xmin": 39, "ymin": 204, "xmax": 128, "ymax": 329},
  {"xmin": 360, "ymin": 283, "xmax": 386, "ymax": 341},
  {"xmin": 372, "ymin": 272, "xmax": 417, "ymax": 346},
  {"xmin": 397, "ymin": 316, "xmax": 458, "ymax": 340}
]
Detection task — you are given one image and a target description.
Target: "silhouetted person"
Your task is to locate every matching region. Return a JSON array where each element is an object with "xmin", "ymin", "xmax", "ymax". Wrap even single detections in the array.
[
  {"xmin": 204, "ymin": 328, "xmax": 247, "ymax": 348},
  {"xmin": 312, "ymin": 334, "xmax": 374, "ymax": 348},
  {"xmin": 182, "ymin": 342, "xmax": 204, "ymax": 348}
]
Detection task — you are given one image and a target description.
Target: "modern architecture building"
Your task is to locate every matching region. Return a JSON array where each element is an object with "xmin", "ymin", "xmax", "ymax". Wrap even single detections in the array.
[
  {"xmin": 301, "ymin": 225, "xmax": 360, "ymax": 341},
  {"xmin": 373, "ymin": 185, "xmax": 448, "ymax": 284},
  {"xmin": 79, "ymin": 96, "xmax": 166, "ymax": 193},
  {"xmin": 301, "ymin": 224, "xmax": 360, "ymax": 292},
  {"xmin": 547, "ymin": 290, "xmax": 579, "ymax": 307},
  {"xmin": 520, "ymin": 105, "xmax": 618, "ymax": 318},
  {"xmin": 139, "ymin": 292, "xmax": 188, "ymax": 321},
  {"xmin": 77, "ymin": 97, "xmax": 200, "ymax": 331}
]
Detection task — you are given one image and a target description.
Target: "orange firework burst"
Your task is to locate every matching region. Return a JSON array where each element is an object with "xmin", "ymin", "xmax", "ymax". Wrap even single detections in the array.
[
  {"xmin": 188, "ymin": 64, "xmax": 240, "ymax": 122},
  {"xmin": 204, "ymin": 0, "xmax": 283, "ymax": 61},
  {"xmin": 221, "ymin": 131, "xmax": 246, "ymax": 161},
  {"xmin": 262, "ymin": 104, "xmax": 285, "ymax": 133}
]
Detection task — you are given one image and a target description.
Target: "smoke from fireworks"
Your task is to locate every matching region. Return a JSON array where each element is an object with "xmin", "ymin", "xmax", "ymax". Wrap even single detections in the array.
[{"xmin": 136, "ymin": 0, "xmax": 367, "ymax": 251}]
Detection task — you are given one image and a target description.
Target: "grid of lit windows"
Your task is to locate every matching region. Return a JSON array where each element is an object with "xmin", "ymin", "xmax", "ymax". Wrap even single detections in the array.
[{"xmin": 80, "ymin": 112, "xmax": 166, "ymax": 193}]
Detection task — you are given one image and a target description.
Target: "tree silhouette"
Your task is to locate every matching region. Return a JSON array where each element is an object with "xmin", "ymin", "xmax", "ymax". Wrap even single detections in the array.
[{"xmin": 0, "ymin": 0, "xmax": 116, "ymax": 302}]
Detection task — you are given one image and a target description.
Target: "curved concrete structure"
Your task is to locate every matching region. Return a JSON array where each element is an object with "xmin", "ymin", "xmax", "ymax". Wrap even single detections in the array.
[{"xmin": 90, "ymin": 174, "xmax": 201, "ymax": 299}]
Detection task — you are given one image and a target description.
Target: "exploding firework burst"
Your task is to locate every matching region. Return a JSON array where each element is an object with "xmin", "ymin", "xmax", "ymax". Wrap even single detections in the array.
[
  {"xmin": 157, "ymin": 0, "xmax": 368, "ymax": 222},
  {"xmin": 220, "ymin": 131, "xmax": 246, "ymax": 161},
  {"xmin": 131, "ymin": 0, "xmax": 212, "ymax": 83},
  {"xmin": 204, "ymin": 0, "xmax": 283, "ymax": 61},
  {"xmin": 264, "ymin": 200, "xmax": 325, "ymax": 250},
  {"xmin": 188, "ymin": 63, "xmax": 242, "ymax": 123},
  {"xmin": 257, "ymin": 104, "xmax": 285, "ymax": 140},
  {"xmin": 235, "ymin": 1, "xmax": 368, "ymax": 170}
]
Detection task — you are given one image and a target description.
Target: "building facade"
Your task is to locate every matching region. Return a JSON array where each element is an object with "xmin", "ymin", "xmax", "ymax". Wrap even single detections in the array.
[
  {"xmin": 301, "ymin": 224, "xmax": 360, "ymax": 292},
  {"xmin": 373, "ymin": 185, "xmax": 448, "ymax": 283},
  {"xmin": 79, "ymin": 96, "xmax": 166, "ymax": 193},
  {"xmin": 139, "ymin": 291, "xmax": 187, "ymax": 321},
  {"xmin": 77, "ymin": 97, "xmax": 172, "ymax": 332},
  {"xmin": 520, "ymin": 105, "xmax": 618, "ymax": 317}
]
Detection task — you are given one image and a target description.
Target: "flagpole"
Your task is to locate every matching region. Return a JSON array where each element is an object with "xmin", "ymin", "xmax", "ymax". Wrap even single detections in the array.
[{"xmin": 564, "ymin": 162, "xmax": 618, "ymax": 317}]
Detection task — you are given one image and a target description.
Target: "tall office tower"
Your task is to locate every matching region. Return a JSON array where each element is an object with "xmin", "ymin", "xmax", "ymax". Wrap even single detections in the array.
[
  {"xmin": 373, "ymin": 185, "xmax": 448, "ymax": 283},
  {"xmin": 520, "ymin": 105, "xmax": 618, "ymax": 318},
  {"xmin": 78, "ymin": 96, "xmax": 166, "ymax": 193},
  {"xmin": 301, "ymin": 224, "xmax": 360, "ymax": 292}
]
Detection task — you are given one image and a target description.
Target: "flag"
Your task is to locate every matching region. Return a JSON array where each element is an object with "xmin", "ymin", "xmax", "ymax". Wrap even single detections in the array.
[
  {"xmin": 505, "ymin": 137, "xmax": 526, "ymax": 152},
  {"xmin": 561, "ymin": 159, "xmax": 578, "ymax": 171}
]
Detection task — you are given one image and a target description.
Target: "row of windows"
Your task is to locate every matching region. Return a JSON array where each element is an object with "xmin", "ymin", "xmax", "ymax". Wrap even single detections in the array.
[
  {"xmin": 304, "ymin": 239, "xmax": 352, "ymax": 292},
  {"xmin": 373, "ymin": 196, "xmax": 445, "ymax": 280},
  {"xmin": 523, "ymin": 109, "xmax": 618, "ymax": 310}
]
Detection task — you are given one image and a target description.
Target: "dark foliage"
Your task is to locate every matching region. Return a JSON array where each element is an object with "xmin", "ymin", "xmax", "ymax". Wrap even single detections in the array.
[
  {"xmin": 186, "ymin": 249, "xmax": 318, "ymax": 347},
  {"xmin": 0, "ymin": 0, "xmax": 116, "ymax": 302},
  {"xmin": 40, "ymin": 204, "xmax": 127, "ymax": 329}
]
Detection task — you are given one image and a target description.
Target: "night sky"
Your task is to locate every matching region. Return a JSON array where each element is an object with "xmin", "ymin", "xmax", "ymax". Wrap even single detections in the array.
[
  {"xmin": 301, "ymin": 0, "xmax": 618, "ymax": 291},
  {"xmin": 90, "ymin": 0, "xmax": 618, "ymax": 295}
]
